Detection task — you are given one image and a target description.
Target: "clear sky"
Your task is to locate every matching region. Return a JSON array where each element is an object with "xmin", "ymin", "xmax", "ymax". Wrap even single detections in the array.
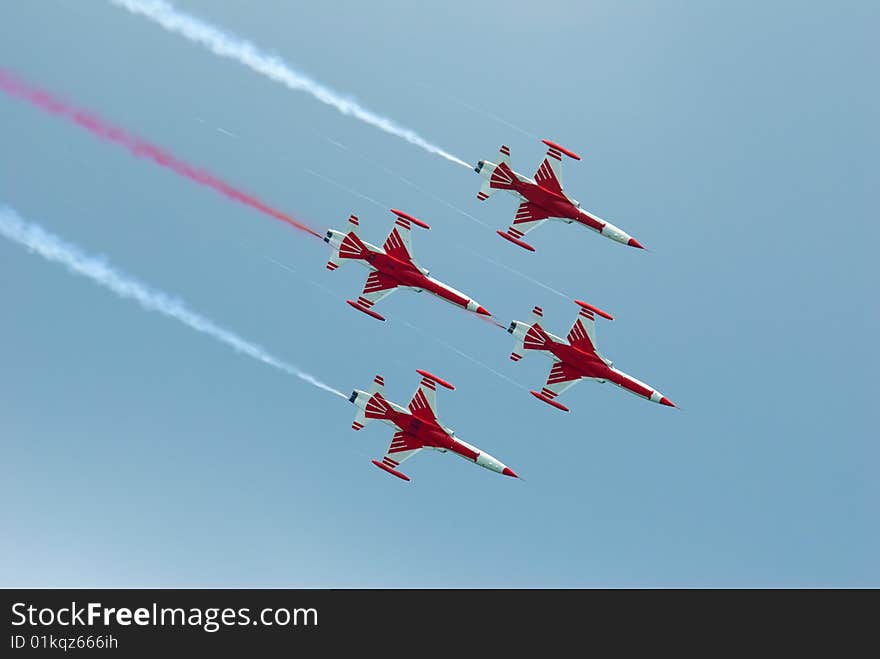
[{"xmin": 1, "ymin": 0, "xmax": 876, "ymax": 586}]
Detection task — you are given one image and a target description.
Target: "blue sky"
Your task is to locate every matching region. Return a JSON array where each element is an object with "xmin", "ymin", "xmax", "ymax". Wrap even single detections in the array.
[{"xmin": 1, "ymin": 0, "xmax": 877, "ymax": 586}]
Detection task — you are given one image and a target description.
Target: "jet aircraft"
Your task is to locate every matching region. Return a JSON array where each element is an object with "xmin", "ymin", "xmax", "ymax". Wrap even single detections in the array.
[
  {"xmin": 325, "ymin": 209, "xmax": 491, "ymax": 321},
  {"xmin": 349, "ymin": 370, "xmax": 519, "ymax": 481},
  {"xmin": 475, "ymin": 140, "xmax": 644, "ymax": 251},
  {"xmin": 507, "ymin": 300, "xmax": 675, "ymax": 411}
]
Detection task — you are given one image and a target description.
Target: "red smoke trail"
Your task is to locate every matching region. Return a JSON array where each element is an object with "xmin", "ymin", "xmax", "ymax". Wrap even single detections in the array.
[{"xmin": 0, "ymin": 69, "xmax": 321, "ymax": 238}]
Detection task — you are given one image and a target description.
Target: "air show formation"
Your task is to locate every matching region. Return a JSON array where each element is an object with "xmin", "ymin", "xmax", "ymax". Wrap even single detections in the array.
[{"xmin": 1, "ymin": 0, "xmax": 677, "ymax": 483}]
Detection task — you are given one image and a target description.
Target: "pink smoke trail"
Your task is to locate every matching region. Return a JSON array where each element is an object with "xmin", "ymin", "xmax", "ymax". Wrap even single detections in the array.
[{"xmin": 0, "ymin": 69, "xmax": 321, "ymax": 238}]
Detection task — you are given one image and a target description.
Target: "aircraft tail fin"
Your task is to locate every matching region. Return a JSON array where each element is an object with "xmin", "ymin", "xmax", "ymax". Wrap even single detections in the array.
[
  {"xmin": 476, "ymin": 178, "xmax": 495, "ymax": 201},
  {"xmin": 325, "ymin": 214, "xmax": 369, "ymax": 269},
  {"xmin": 349, "ymin": 374, "xmax": 389, "ymax": 430},
  {"xmin": 475, "ymin": 145, "xmax": 518, "ymax": 199},
  {"xmin": 497, "ymin": 144, "xmax": 511, "ymax": 165},
  {"xmin": 507, "ymin": 306, "xmax": 551, "ymax": 360}
]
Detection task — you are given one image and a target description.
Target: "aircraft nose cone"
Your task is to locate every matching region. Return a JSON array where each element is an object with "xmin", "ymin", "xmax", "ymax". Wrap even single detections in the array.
[
  {"xmin": 476, "ymin": 306, "xmax": 491, "ymax": 316},
  {"xmin": 659, "ymin": 397, "xmax": 676, "ymax": 407},
  {"xmin": 502, "ymin": 467, "xmax": 519, "ymax": 478},
  {"xmin": 627, "ymin": 237, "xmax": 645, "ymax": 249}
]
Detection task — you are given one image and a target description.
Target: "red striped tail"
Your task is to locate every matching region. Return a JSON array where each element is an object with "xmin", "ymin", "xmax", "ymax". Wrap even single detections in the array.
[
  {"xmin": 489, "ymin": 161, "xmax": 518, "ymax": 190},
  {"xmin": 339, "ymin": 231, "xmax": 369, "ymax": 260},
  {"xmin": 364, "ymin": 392, "xmax": 393, "ymax": 420},
  {"xmin": 523, "ymin": 323, "xmax": 552, "ymax": 351}
]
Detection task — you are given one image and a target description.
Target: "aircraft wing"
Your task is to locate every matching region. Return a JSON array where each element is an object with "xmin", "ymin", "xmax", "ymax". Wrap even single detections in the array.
[
  {"xmin": 566, "ymin": 305, "xmax": 599, "ymax": 353},
  {"xmin": 502, "ymin": 202, "xmax": 552, "ymax": 243},
  {"xmin": 382, "ymin": 223, "xmax": 414, "ymax": 263},
  {"xmin": 382, "ymin": 209, "xmax": 430, "ymax": 265},
  {"xmin": 373, "ymin": 431, "xmax": 424, "ymax": 481},
  {"xmin": 407, "ymin": 373, "xmax": 440, "ymax": 420},
  {"xmin": 533, "ymin": 142, "xmax": 566, "ymax": 194},
  {"xmin": 538, "ymin": 361, "xmax": 584, "ymax": 401},
  {"xmin": 568, "ymin": 300, "xmax": 613, "ymax": 357},
  {"xmin": 357, "ymin": 271, "xmax": 399, "ymax": 307}
]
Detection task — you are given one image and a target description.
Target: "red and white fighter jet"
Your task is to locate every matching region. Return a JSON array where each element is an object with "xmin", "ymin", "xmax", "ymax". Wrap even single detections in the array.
[
  {"xmin": 324, "ymin": 209, "xmax": 491, "ymax": 321},
  {"xmin": 348, "ymin": 370, "xmax": 519, "ymax": 482},
  {"xmin": 475, "ymin": 140, "xmax": 644, "ymax": 252},
  {"xmin": 507, "ymin": 300, "xmax": 675, "ymax": 412}
]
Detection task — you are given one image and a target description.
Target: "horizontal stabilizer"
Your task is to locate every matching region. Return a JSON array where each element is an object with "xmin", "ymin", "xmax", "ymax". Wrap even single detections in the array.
[
  {"xmin": 351, "ymin": 374, "xmax": 386, "ymax": 430},
  {"xmin": 477, "ymin": 178, "xmax": 495, "ymax": 201}
]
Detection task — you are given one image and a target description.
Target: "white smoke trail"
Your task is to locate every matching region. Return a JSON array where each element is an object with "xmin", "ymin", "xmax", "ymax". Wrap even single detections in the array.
[
  {"xmin": 110, "ymin": 0, "xmax": 472, "ymax": 169},
  {"xmin": 316, "ymin": 133, "xmax": 490, "ymax": 228},
  {"xmin": 0, "ymin": 205, "xmax": 346, "ymax": 399}
]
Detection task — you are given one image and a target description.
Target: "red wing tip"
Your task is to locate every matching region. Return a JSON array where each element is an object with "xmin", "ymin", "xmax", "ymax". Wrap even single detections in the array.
[
  {"xmin": 346, "ymin": 299, "xmax": 386, "ymax": 321},
  {"xmin": 502, "ymin": 467, "xmax": 519, "ymax": 479},
  {"xmin": 390, "ymin": 208, "xmax": 430, "ymax": 229},
  {"xmin": 415, "ymin": 369, "xmax": 455, "ymax": 390},
  {"xmin": 496, "ymin": 230, "xmax": 536, "ymax": 252},
  {"xmin": 574, "ymin": 299, "xmax": 614, "ymax": 320},
  {"xmin": 371, "ymin": 459, "xmax": 411, "ymax": 481},
  {"xmin": 476, "ymin": 306, "xmax": 491, "ymax": 316},
  {"xmin": 659, "ymin": 397, "xmax": 676, "ymax": 408},
  {"xmin": 627, "ymin": 238, "xmax": 645, "ymax": 249},
  {"xmin": 541, "ymin": 139, "xmax": 581, "ymax": 160},
  {"xmin": 530, "ymin": 390, "xmax": 570, "ymax": 412}
]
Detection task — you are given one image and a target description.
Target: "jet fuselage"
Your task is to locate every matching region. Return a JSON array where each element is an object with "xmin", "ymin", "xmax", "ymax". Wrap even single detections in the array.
[
  {"xmin": 542, "ymin": 336, "xmax": 670, "ymax": 404},
  {"xmin": 362, "ymin": 250, "xmax": 472, "ymax": 309}
]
